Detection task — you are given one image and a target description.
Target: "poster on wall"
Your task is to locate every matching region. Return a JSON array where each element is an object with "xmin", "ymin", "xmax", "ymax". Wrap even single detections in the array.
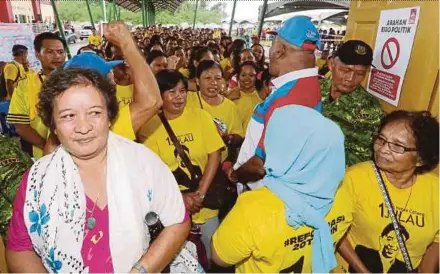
[
  {"xmin": 367, "ymin": 7, "xmax": 420, "ymax": 106},
  {"xmin": 0, "ymin": 23, "xmax": 41, "ymax": 71}
]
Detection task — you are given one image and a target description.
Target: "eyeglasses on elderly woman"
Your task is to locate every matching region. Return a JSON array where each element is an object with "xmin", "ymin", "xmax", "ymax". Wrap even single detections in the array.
[{"xmin": 373, "ymin": 135, "xmax": 417, "ymax": 154}]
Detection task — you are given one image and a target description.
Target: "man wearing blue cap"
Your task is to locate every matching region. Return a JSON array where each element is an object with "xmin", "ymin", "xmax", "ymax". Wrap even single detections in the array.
[
  {"xmin": 42, "ymin": 22, "xmax": 162, "ymax": 155},
  {"xmin": 227, "ymin": 16, "xmax": 323, "ymax": 191}
]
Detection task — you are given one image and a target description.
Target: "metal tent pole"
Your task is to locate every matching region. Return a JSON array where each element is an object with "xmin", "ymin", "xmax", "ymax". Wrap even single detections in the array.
[
  {"xmin": 257, "ymin": 0, "xmax": 268, "ymax": 39},
  {"xmin": 141, "ymin": 0, "xmax": 144, "ymax": 27},
  {"xmin": 101, "ymin": 0, "xmax": 107, "ymax": 22},
  {"xmin": 192, "ymin": 0, "xmax": 199, "ymax": 29},
  {"xmin": 50, "ymin": 0, "xmax": 71, "ymax": 59},
  {"xmin": 142, "ymin": 0, "xmax": 146, "ymax": 28},
  {"xmin": 146, "ymin": 0, "xmax": 150, "ymax": 27},
  {"xmin": 149, "ymin": 2, "xmax": 154, "ymax": 26},
  {"xmin": 150, "ymin": 4, "xmax": 154, "ymax": 25},
  {"xmin": 228, "ymin": 0, "xmax": 237, "ymax": 37},
  {"xmin": 113, "ymin": 0, "xmax": 118, "ymax": 20},
  {"xmin": 108, "ymin": 1, "xmax": 113, "ymax": 22},
  {"xmin": 85, "ymin": 0, "xmax": 96, "ymax": 29}
]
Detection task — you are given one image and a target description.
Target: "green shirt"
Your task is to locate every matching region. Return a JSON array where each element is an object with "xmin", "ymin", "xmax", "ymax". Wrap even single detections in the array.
[
  {"xmin": 0, "ymin": 134, "xmax": 33, "ymax": 238},
  {"xmin": 320, "ymin": 79, "xmax": 385, "ymax": 167}
]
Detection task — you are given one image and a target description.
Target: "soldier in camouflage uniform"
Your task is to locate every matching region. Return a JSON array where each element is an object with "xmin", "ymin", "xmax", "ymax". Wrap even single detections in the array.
[
  {"xmin": 0, "ymin": 134, "xmax": 33, "ymax": 238},
  {"xmin": 320, "ymin": 40, "xmax": 384, "ymax": 167}
]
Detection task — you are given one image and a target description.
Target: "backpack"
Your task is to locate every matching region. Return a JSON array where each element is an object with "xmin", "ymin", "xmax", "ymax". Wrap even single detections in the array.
[{"xmin": 0, "ymin": 62, "xmax": 21, "ymax": 100}]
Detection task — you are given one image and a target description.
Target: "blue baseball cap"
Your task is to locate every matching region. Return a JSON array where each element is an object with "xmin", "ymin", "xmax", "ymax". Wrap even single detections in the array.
[
  {"xmin": 63, "ymin": 52, "xmax": 123, "ymax": 76},
  {"xmin": 277, "ymin": 16, "xmax": 320, "ymax": 50}
]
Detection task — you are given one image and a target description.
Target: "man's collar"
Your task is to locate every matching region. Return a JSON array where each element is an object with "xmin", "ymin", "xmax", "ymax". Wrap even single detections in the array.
[{"xmin": 271, "ymin": 67, "xmax": 318, "ymax": 89}]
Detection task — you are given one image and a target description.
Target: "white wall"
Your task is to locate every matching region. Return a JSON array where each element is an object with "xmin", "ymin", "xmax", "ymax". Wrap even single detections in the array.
[
  {"xmin": 11, "ymin": 1, "xmax": 34, "ymax": 23},
  {"xmin": 40, "ymin": 2, "xmax": 54, "ymax": 24}
]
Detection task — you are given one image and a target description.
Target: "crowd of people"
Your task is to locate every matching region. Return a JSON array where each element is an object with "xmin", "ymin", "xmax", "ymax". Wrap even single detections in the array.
[{"xmin": 0, "ymin": 15, "xmax": 438, "ymax": 273}]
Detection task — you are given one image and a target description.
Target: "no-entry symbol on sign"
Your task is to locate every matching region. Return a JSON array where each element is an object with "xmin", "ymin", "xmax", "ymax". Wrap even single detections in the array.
[{"xmin": 381, "ymin": 37, "xmax": 400, "ymax": 69}]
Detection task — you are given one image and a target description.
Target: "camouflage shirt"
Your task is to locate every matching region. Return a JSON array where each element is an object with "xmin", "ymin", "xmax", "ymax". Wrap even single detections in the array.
[
  {"xmin": 320, "ymin": 79, "xmax": 385, "ymax": 167},
  {"xmin": 0, "ymin": 134, "xmax": 33, "ymax": 238}
]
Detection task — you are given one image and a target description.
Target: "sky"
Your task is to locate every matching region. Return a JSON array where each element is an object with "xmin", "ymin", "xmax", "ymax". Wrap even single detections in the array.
[{"xmin": 219, "ymin": 1, "xmax": 265, "ymax": 22}]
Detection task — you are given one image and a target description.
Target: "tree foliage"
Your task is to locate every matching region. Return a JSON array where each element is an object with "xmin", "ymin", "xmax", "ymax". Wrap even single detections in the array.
[{"xmin": 58, "ymin": 0, "xmax": 225, "ymax": 25}]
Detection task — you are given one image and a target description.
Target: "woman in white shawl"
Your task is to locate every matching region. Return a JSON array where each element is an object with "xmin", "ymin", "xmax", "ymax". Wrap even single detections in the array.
[{"xmin": 6, "ymin": 66, "xmax": 193, "ymax": 273}]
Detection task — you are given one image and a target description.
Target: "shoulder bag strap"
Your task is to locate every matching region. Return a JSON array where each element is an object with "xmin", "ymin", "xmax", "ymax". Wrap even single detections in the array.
[
  {"xmin": 196, "ymin": 91, "xmax": 203, "ymax": 109},
  {"xmin": 38, "ymin": 72, "xmax": 45, "ymax": 85},
  {"xmin": 158, "ymin": 112, "xmax": 201, "ymax": 181},
  {"xmin": 371, "ymin": 161, "xmax": 414, "ymax": 272}
]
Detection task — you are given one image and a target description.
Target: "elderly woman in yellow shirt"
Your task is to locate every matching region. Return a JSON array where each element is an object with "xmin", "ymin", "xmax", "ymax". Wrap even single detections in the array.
[{"xmin": 337, "ymin": 110, "xmax": 439, "ymax": 273}]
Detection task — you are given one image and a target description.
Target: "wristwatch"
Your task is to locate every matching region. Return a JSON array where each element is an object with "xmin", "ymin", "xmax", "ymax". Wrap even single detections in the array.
[{"xmin": 133, "ymin": 262, "xmax": 148, "ymax": 273}]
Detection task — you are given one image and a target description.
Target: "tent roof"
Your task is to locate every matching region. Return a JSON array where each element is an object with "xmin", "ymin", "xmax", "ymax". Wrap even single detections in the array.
[
  {"xmin": 319, "ymin": 11, "xmax": 349, "ymax": 25},
  {"xmin": 262, "ymin": 0, "xmax": 349, "ymax": 19},
  {"xmin": 239, "ymin": 20, "xmax": 251, "ymax": 24},
  {"xmin": 222, "ymin": 19, "xmax": 238, "ymax": 24},
  {"xmin": 114, "ymin": 0, "xmax": 183, "ymax": 13}
]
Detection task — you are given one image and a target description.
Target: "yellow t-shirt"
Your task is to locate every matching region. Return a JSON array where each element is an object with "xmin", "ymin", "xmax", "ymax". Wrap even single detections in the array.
[
  {"xmin": 111, "ymin": 105, "xmax": 136, "ymax": 141},
  {"xmin": 112, "ymin": 84, "xmax": 135, "ymax": 140},
  {"xmin": 88, "ymin": 35, "xmax": 102, "ymax": 47},
  {"xmin": 316, "ymin": 58, "xmax": 327, "ymax": 70},
  {"xmin": 139, "ymin": 107, "xmax": 225, "ymax": 224},
  {"xmin": 116, "ymin": 84, "xmax": 134, "ymax": 108},
  {"xmin": 233, "ymin": 90, "xmax": 262, "ymax": 131},
  {"xmin": 3, "ymin": 61, "xmax": 27, "ymax": 99},
  {"xmin": 7, "ymin": 72, "xmax": 48, "ymax": 159},
  {"xmin": 336, "ymin": 161, "xmax": 439, "ymax": 273},
  {"xmin": 212, "ymin": 186, "xmax": 353, "ymax": 273},
  {"xmin": 26, "ymin": 68, "xmax": 36, "ymax": 76},
  {"xmin": 325, "ymin": 71, "xmax": 332, "ymax": 79},
  {"xmin": 178, "ymin": 68, "xmax": 190, "ymax": 79},
  {"xmin": 186, "ymin": 92, "xmax": 243, "ymax": 161},
  {"xmin": 220, "ymin": 58, "xmax": 232, "ymax": 71}
]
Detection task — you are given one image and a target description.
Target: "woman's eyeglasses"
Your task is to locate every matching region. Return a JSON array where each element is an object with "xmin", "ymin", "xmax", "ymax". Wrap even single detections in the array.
[{"xmin": 374, "ymin": 136, "xmax": 417, "ymax": 154}]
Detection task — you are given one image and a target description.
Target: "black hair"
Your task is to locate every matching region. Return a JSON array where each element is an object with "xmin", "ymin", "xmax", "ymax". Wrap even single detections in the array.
[
  {"xmin": 381, "ymin": 223, "xmax": 410, "ymax": 241},
  {"xmin": 12, "ymin": 44, "xmax": 28, "ymax": 56},
  {"xmin": 256, "ymin": 68, "xmax": 271, "ymax": 92},
  {"xmin": 150, "ymin": 34, "xmax": 162, "ymax": 45},
  {"xmin": 377, "ymin": 110, "xmax": 439, "ymax": 174},
  {"xmin": 147, "ymin": 50, "xmax": 167, "ymax": 65},
  {"xmin": 230, "ymin": 39, "xmax": 247, "ymax": 74},
  {"xmin": 207, "ymin": 42, "xmax": 220, "ymax": 54},
  {"xmin": 34, "ymin": 32, "xmax": 65, "ymax": 53},
  {"xmin": 196, "ymin": 60, "xmax": 223, "ymax": 79},
  {"xmin": 155, "ymin": 69, "xmax": 188, "ymax": 94},
  {"xmin": 188, "ymin": 47, "xmax": 212, "ymax": 79},
  {"xmin": 146, "ymin": 42, "xmax": 164, "ymax": 53},
  {"xmin": 76, "ymin": 45, "xmax": 97, "ymax": 55},
  {"xmin": 103, "ymin": 41, "xmax": 114, "ymax": 60},
  {"xmin": 251, "ymin": 43, "xmax": 266, "ymax": 70},
  {"xmin": 38, "ymin": 68, "xmax": 118, "ymax": 130}
]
